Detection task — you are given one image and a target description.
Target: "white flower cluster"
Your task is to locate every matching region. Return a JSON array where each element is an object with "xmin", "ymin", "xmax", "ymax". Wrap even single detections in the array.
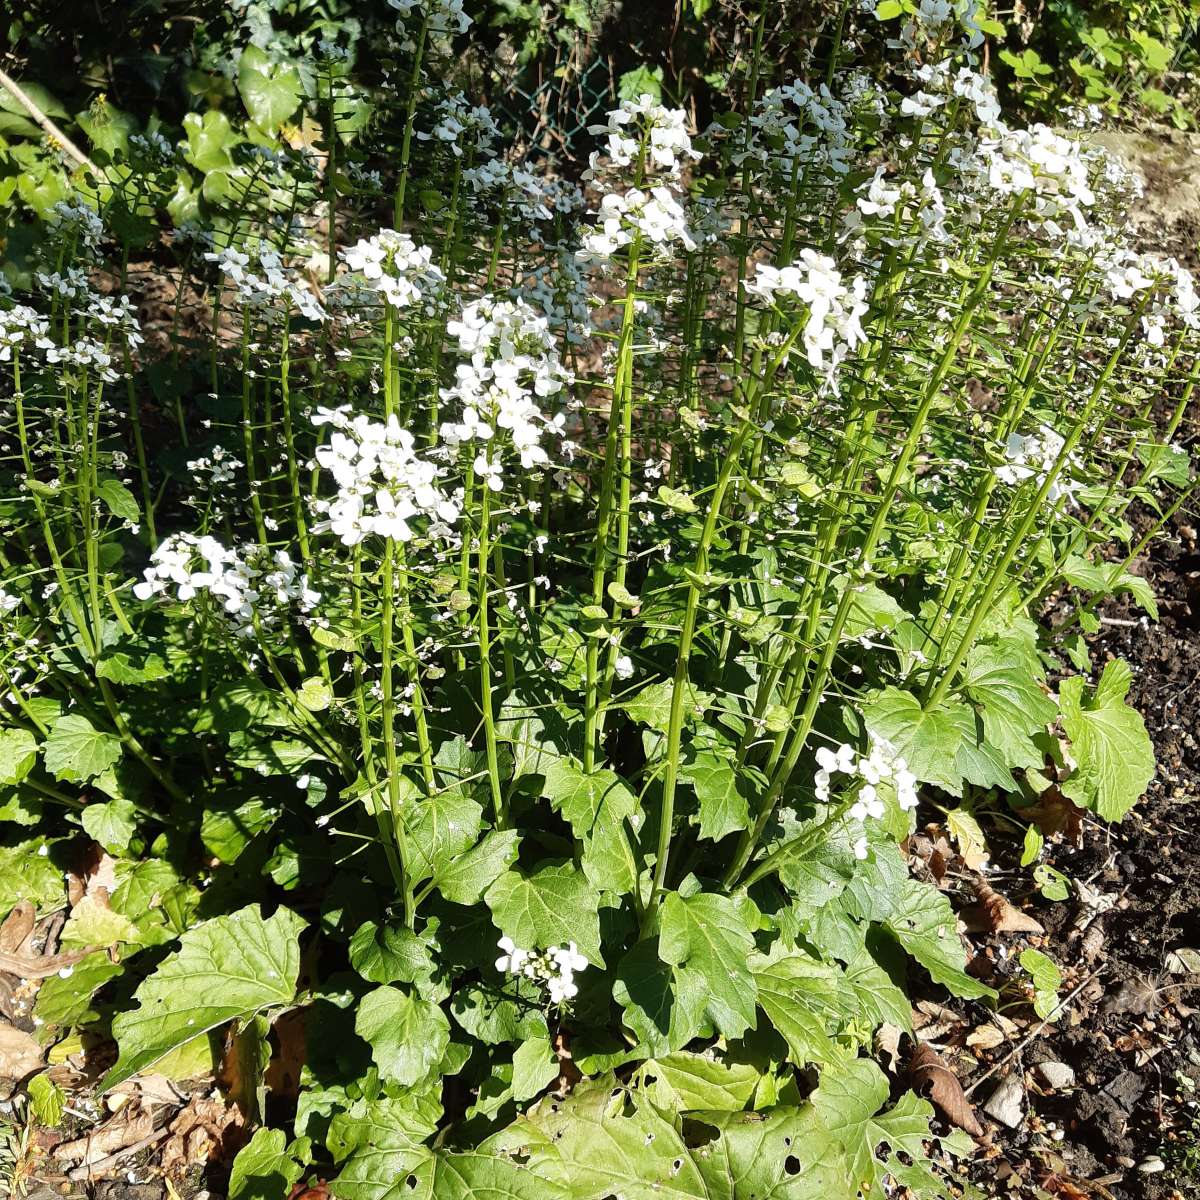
[
  {"xmin": 974, "ymin": 124, "xmax": 1095, "ymax": 227},
  {"xmin": 0, "ymin": 304, "xmax": 52, "ymax": 362},
  {"xmin": 585, "ymin": 95, "xmax": 699, "ymax": 179},
  {"xmin": 133, "ymin": 534, "xmax": 319, "ymax": 636},
  {"xmin": 86, "ymin": 294, "xmax": 145, "ymax": 351},
  {"xmin": 36, "ymin": 267, "xmax": 91, "ymax": 299},
  {"xmin": 186, "ymin": 445, "xmax": 242, "ymax": 485},
  {"xmin": 495, "ymin": 936, "xmax": 589, "ymax": 1005},
  {"xmin": 815, "ymin": 738, "xmax": 918, "ymax": 858},
  {"xmin": 743, "ymin": 251, "xmax": 868, "ymax": 385},
  {"xmin": 44, "ymin": 337, "xmax": 120, "ymax": 383},
  {"xmin": 339, "ymin": 230, "xmax": 444, "ymax": 311},
  {"xmin": 438, "ymin": 297, "xmax": 571, "ymax": 486},
  {"xmin": 995, "ymin": 425, "xmax": 1076, "ymax": 503},
  {"xmin": 386, "ymin": 0, "xmax": 471, "ymax": 33},
  {"xmin": 312, "ymin": 407, "xmax": 460, "ymax": 546},
  {"xmin": 418, "ymin": 91, "xmax": 500, "ymax": 158},
  {"xmin": 578, "ymin": 186, "xmax": 696, "ymax": 265},
  {"xmin": 48, "ymin": 201, "xmax": 105, "ymax": 251},
  {"xmin": 129, "ymin": 130, "xmax": 176, "ymax": 160},
  {"xmin": 206, "ymin": 246, "xmax": 326, "ymax": 323},
  {"xmin": 0, "ymin": 589, "xmax": 20, "ymax": 614},
  {"xmin": 735, "ymin": 77, "xmax": 863, "ymax": 177}
]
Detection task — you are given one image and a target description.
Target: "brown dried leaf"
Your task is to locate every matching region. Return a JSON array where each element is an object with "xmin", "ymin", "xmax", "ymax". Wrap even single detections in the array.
[
  {"xmin": 960, "ymin": 880, "xmax": 1045, "ymax": 934},
  {"xmin": 909, "ymin": 1041, "xmax": 983, "ymax": 1137},
  {"xmin": 0, "ymin": 946, "xmax": 96, "ymax": 980},
  {"xmin": 1102, "ymin": 978, "xmax": 1159, "ymax": 1017},
  {"xmin": 875, "ymin": 1022, "xmax": 904, "ymax": 1073},
  {"xmin": 160, "ymin": 1094, "xmax": 245, "ymax": 1178},
  {"xmin": 1023, "ymin": 786, "xmax": 1084, "ymax": 844},
  {"xmin": 0, "ymin": 903, "xmax": 36, "ymax": 955},
  {"xmin": 264, "ymin": 1007, "xmax": 307, "ymax": 1100},
  {"xmin": 966, "ymin": 1024, "xmax": 1006, "ymax": 1051},
  {"xmin": 53, "ymin": 1109, "xmax": 155, "ymax": 1165},
  {"xmin": 67, "ymin": 846, "xmax": 118, "ymax": 909},
  {"xmin": 0, "ymin": 1022, "xmax": 44, "ymax": 1081},
  {"xmin": 288, "ymin": 1184, "xmax": 330, "ymax": 1200}
]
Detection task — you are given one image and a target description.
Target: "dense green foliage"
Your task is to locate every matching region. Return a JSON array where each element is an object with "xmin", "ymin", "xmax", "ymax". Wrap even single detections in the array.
[{"xmin": 0, "ymin": 1, "xmax": 1195, "ymax": 1197}]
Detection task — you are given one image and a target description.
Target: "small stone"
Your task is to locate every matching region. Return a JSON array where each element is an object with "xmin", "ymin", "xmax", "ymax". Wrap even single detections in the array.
[
  {"xmin": 983, "ymin": 1074, "xmax": 1024, "ymax": 1129},
  {"xmin": 1137, "ymin": 1156, "xmax": 1165, "ymax": 1174},
  {"xmin": 1115, "ymin": 1156, "xmax": 1136, "ymax": 1169},
  {"xmin": 1034, "ymin": 1061, "xmax": 1076, "ymax": 1090}
]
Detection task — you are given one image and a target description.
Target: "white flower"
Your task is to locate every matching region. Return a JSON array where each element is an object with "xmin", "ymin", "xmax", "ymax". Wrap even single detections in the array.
[
  {"xmin": 438, "ymin": 296, "xmax": 571, "ymax": 489},
  {"xmin": 495, "ymin": 938, "xmax": 588, "ymax": 1006},
  {"xmin": 134, "ymin": 534, "xmax": 319, "ymax": 636},
  {"xmin": 206, "ymin": 245, "xmax": 326, "ymax": 322},
  {"xmin": 578, "ymin": 187, "xmax": 696, "ymax": 266},
  {"xmin": 585, "ymin": 96, "xmax": 698, "ymax": 180},
  {"xmin": 614, "ymin": 655, "xmax": 634, "ymax": 680},
  {"xmin": 312, "ymin": 410, "xmax": 460, "ymax": 547},
  {"xmin": 339, "ymin": 230, "xmax": 444, "ymax": 310},
  {"xmin": 995, "ymin": 425, "xmax": 1077, "ymax": 504},
  {"xmin": 744, "ymin": 251, "xmax": 868, "ymax": 388}
]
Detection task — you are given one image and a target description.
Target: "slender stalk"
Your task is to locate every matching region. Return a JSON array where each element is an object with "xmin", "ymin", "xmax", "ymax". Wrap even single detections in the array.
[{"xmin": 476, "ymin": 480, "xmax": 507, "ymax": 828}]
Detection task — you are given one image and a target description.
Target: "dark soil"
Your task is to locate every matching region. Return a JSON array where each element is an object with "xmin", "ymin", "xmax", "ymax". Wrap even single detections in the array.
[{"xmin": 941, "ymin": 507, "xmax": 1200, "ymax": 1200}]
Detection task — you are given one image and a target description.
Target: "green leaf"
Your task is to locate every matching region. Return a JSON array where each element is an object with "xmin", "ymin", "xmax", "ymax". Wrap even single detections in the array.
[
  {"xmin": 863, "ymin": 689, "xmax": 973, "ymax": 794},
  {"xmin": 61, "ymin": 894, "xmax": 142, "ymax": 947},
  {"xmin": 433, "ymin": 829, "xmax": 520, "ymax": 905},
  {"xmin": 95, "ymin": 649, "xmax": 170, "ymax": 685},
  {"xmin": 238, "ymin": 46, "xmax": 301, "ymax": 130},
  {"xmin": 659, "ymin": 891, "xmax": 758, "ymax": 1040},
  {"xmin": 682, "ymin": 749, "xmax": 750, "ymax": 842},
  {"xmin": 511, "ymin": 1035, "xmax": 558, "ymax": 1102},
  {"xmin": 96, "ymin": 478, "xmax": 140, "ymax": 523},
  {"xmin": 843, "ymin": 938, "xmax": 912, "ymax": 1032},
  {"xmin": 201, "ymin": 798, "xmax": 280, "ymax": 863},
  {"xmin": 657, "ymin": 485, "xmax": 697, "ymax": 513},
  {"xmin": 836, "ymin": 581, "xmax": 908, "ymax": 642},
  {"xmin": 962, "ymin": 640, "xmax": 1057, "ymax": 770},
  {"xmin": 404, "ymin": 783, "xmax": 482, "ymax": 885},
  {"xmin": 541, "ymin": 760, "xmax": 639, "ymax": 893},
  {"xmin": 229, "ymin": 1127, "xmax": 305, "ymax": 1200},
  {"xmin": 621, "ymin": 680, "xmax": 711, "ymax": 734},
  {"xmin": 637, "ymin": 1052, "xmax": 760, "ymax": 1112},
  {"xmin": 34, "ymin": 951, "xmax": 124, "ymax": 1027},
  {"xmin": 812, "ymin": 1059, "xmax": 933, "ymax": 1195},
  {"xmin": 328, "ymin": 1098, "xmax": 437, "ymax": 1200},
  {"xmin": 1060, "ymin": 660, "xmax": 1154, "ymax": 821},
  {"xmin": 27, "ymin": 1073, "xmax": 65, "ymax": 1126},
  {"xmin": 81, "ymin": 798, "xmax": 138, "ymax": 854},
  {"xmin": 183, "ymin": 110, "xmax": 235, "ymax": 172},
  {"xmin": 1020, "ymin": 947, "xmax": 1062, "ymax": 1021},
  {"xmin": 485, "ymin": 861, "xmax": 603, "ymax": 965},
  {"xmin": 875, "ymin": 0, "xmax": 904, "ymax": 18},
  {"xmin": 884, "ymin": 879, "xmax": 996, "ymax": 1001},
  {"xmin": 43, "ymin": 714, "xmax": 123, "ymax": 783},
  {"xmin": 297, "ymin": 677, "xmax": 332, "ymax": 712},
  {"xmin": 751, "ymin": 948, "xmax": 842, "ymax": 1067},
  {"xmin": 100, "ymin": 905, "xmax": 306, "ymax": 1090},
  {"xmin": 495, "ymin": 1079, "xmax": 843, "ymax": 1198},
  {"xmin": 355, "ymin": 985, "xmax": 449, "ymax": 1088},
  {"xmin": 0, "ymin": 839, "xmax": 65, "ymax": 911},
  {"xmin": 449, "ymin": 983, "xmax": 548, "ymax": 1046},
  {"xmin": 349, "ymin": 921, "xmax": 437, "ymax": 987},
  {"xmin": 0, "ymin": 729, "xmax": 38, "ymax": 785},
  {"xmin": 612, "ymin": 938, "xmax": 705, "ymax": 1056}
]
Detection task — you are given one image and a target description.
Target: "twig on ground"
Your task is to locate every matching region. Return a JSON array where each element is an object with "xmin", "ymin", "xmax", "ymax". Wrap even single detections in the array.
[
  {"xmin": 66, "ymin": 1128, "xmax": 169, "ymax": 1183},
  {"xmin": 964, "ymin": 967, "xmax": 1105, "ymax": 1097}
]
